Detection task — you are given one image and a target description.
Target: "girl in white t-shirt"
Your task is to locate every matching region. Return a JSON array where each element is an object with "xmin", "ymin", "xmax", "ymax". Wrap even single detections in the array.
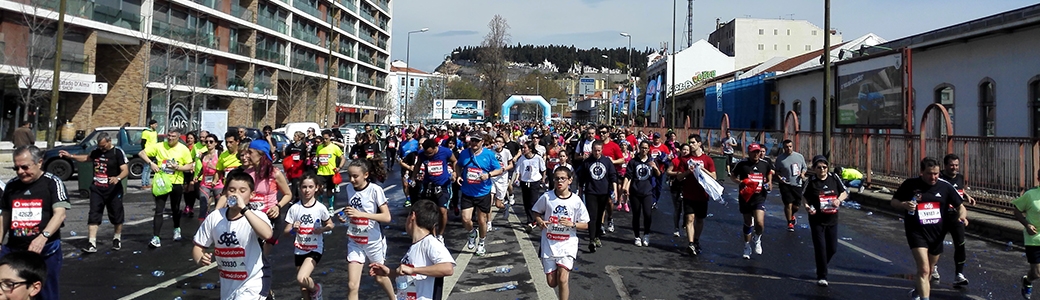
[
  {"xmin": 533, "ymin": 167, "xmax": 590, "ymax": 300},
  {"xmin": 369, "ymin": 199, "xmax": 456, "ymax": 300},
  {"xmin": 335, "ymin": 159, "xmax": 395, "ymax": 300},
  {"xmin": 282, "ymin": 173, "xmax": 334, "ymax": 300}
]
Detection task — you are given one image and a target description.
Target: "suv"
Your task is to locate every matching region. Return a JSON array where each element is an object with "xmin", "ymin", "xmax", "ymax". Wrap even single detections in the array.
[{"xmin": 43, "ymin": 127, "xmax": 150, "ymax": 181}]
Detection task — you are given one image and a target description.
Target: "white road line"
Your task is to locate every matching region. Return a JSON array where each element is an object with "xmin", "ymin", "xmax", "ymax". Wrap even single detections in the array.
[
  {"xmin": 117, "ymin": 264, "xmax": 217, "ymax": 300},
  {"xmin": 478, "ymin": 251, "xmax": 510, "ymax": 258},
  {"xmin": 476, "ymin": 264, "xmax": 515, "ymax": 274},
  {"xmin": 505, "ymin": 208, "xmax": 556, "ymax": 300},
  {"xmin": 487, "ymin": 239, "xmax": 506, "ymax": 245},
  {"xmin": 458, "ymin": 280, "xmax": 519, "ymax": 294},
  {"xmin": 605, "ymin": 266, "xmax": 632, "ymax": 300},
  {"xmin": 838, "ymin": 239, "xmax": 892, "ymax": 263},
  {"xmin": 62, "ymin": 216, "xmax": 162, "ymax": 242},
  {"xmin": 442, "ymin": 209, "xmax": 498, "ymax": 297}
]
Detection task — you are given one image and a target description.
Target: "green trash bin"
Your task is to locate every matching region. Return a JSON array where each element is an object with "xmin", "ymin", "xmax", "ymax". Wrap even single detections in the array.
[
  {"xmin": 711, "ymin": 155, "xmax": 728, "ymax": 181},
  {"xmin": 76, "ymin": 161, "xmax": 127, "ymax": 198}
]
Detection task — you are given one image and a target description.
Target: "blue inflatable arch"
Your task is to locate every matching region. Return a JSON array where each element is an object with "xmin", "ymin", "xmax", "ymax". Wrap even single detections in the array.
[{"xmin": 501, "ymin": 95, "xmax": 551, "ymax": 125}]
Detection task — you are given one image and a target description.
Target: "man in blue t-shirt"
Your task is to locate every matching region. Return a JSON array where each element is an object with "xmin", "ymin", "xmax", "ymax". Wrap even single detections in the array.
[
  {"xmin": 414, "ymin": 138, "xmax": 457, "ymax": 240},
  {"xmin": 455, "ymin": 132, "xmax": 503, "ymax": 256}
]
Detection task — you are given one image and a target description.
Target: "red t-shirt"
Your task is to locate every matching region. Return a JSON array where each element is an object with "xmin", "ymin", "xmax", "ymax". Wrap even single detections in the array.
[
  {"xmin": 625, "ymin": 135, "xmax": 637, "ymax": 147},
  {"xmin": 671, "ymin": 153, "xmax": 716, "ymax": 201},
  {"xmin": 602, "ymin": 141, "xmax": 624, "ymax": 168},
  {"xmin": 649, "ymin": 143, "xmax": 671, "ymax": 161}
]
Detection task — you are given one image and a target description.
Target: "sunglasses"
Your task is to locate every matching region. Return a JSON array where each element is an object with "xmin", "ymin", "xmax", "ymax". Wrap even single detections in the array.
[
  {"xmin": 206, "ymin": 140, "xmax": 218, "ymax": 144},
  {"xmin": 11, "ymin": 164, "xmax": 32, "ymax": 171}
]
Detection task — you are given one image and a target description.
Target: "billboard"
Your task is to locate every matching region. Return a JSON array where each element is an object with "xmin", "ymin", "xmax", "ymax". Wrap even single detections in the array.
[
  {"xmin": 436, "ymin": 99, "xmax": 484, "ymax": 120},
  {"xmin": 836, "ymin": 52, "xmax": 905, "ymax": 128}
]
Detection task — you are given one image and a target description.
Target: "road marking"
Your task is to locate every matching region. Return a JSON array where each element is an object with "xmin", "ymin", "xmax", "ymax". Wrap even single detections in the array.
[
  {"xmin": 487, "ymin": 239, "xmax": 506, "ymax": 245},
  {"xmin": 458, "ymin": 280, "xmax": 519, "ymax": 294},
  {"xmin": 117, "ymin": 264, "xmax": 217, "ymax": 300},
  {"xmin": 63, "ymin": 216, "xmax": 162, "ymax": 241},
  {"xmin": 478, "ymin": 251, "xmax": 509, "ymax": 258},
  {"xmin": 477, "ymin": 264, "xmax": 515, "ymax": 274},
  {"xmin": 442, "ymin": 209, "xmax": 499, "ymax": 297},
  {"xmin": 504, "ymin": 207, "xmax": 556, "ymax": 299},
  {"xmin": 838, "ymin": 239, "xmax": 892, "ymax": 263}
]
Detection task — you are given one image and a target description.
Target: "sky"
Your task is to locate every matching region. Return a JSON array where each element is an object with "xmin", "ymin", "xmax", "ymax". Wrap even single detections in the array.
[{"xmin": 388, "ymin": 0, "xmax": 1037, "ymax": 73}]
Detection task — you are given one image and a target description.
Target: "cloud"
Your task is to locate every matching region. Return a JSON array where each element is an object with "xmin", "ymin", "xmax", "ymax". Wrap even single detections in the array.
[{"xmin": 434, "ymin": 30, "xmax": 480, "ymax": 37}]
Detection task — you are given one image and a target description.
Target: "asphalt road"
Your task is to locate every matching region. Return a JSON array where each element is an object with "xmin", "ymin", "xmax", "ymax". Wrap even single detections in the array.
[{"xmin": 51, "ymin": 167, "xmax": 1028, "ymax": 300}]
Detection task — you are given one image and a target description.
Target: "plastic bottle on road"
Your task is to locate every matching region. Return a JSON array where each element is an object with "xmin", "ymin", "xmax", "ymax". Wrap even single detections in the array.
[
  {"xmin": 152, "ymin": 270, "xmax": 165, "ymax": 277},
  {"xmin": 494, "ymin": 267, "xmax": 511, "ymax": 273},
  {"xmin": 495, "ymin": 284, "xmax": 517, "ymax": 292}
]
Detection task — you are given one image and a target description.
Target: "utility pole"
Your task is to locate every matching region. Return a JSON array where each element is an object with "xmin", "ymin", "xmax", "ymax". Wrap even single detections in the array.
[
  {"xmin": 46, "ymin": 0, "xmax": 68, "ymax": 148},
  {"xmin": 670, "ymin": 0, "xmax": 677, "ymax": 128},
  {"xmin": 822, "ymin": 0, "xmax": 832, "ymax": 160},
  {"xmin": 404, "ymin": 28, "xmax": 428, "ymax": 124}
]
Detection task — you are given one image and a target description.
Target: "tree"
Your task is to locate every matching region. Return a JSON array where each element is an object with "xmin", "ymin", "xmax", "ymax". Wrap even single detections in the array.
[
  {"xmin": 3, "ymin": 0, "xmax": 68, "ymax": 142},
  {"xmin": 410, "ymin": 77, "xmax": 445, "ymax": 120},
  {"xmin": 476, "ymin": 15, "xmax": 510, "ymax": 119},
  {"xmin": 446, "ymin": 79, "xmax": 481, "ymax": 99},
  {"xmin": 277, "ymin": 71, "xmax": 320, "ymax": 125}
]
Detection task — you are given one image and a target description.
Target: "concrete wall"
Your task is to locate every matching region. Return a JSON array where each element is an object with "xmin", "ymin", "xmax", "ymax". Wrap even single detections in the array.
[{"xmin": 775, "ymin": 71, "xmax": 826, "ymax": 131}]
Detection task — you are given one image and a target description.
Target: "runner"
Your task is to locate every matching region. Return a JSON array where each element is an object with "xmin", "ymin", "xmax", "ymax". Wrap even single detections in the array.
[
  {"xmin": 398, "ymin": 136, "xmax": 427, "ymax": 207},
  {"xmin": 801, "ymin": 155, "xmax": 847, "ymax": 287},
  {"xmin": 139, "ymin": 128, "xmax": 195, "ymax": 248},
  {"xmin": 183, "ymin": 132, "xmax": 201, "ymax": 218},
  {"xmin": 490, "ymin": 136, "xmax": 515, "ymax": 222},
  {"xmin": 648, "ymin": 132, "xmax": 676, "ymax": 236},
  {"xmin": 622, "ymin": 141, "xmax": 660, "ymax": 247},
  {"xmin": 415, "ymin": 139, "xmax": 457, "ymax": 241},
  {"xmin": 533, "ymin": 167, "xmax": 590, "ymax": 300},
  {"xmin": 196, "ymin": 135, "xmax": 223, "ymax": 220},
  {"xmin": 1013, "ymin": 169, "xmax": 1040, "ymax": 300},
  {"xmin": 721, "ymin": 130, "xmax": 737, "ymax": 175},
  {"xmin": 216, "ymin": 132, "xmax": 242, "ymax": 185},
  {"xmin": 577, "ymin": 141, "xmax": 618, "ymax": 253},
  {"xmin": 282, "ymin": 173, "xmax": 333, "ymax": 300},
  {"xmin": 60, "ymin": 132, "xmax": 128, "ymax": 253},
  {"xmin": 935, "ymin": 153, "xmax": 977, "ymax": 287},
  {"xmin": 336, "ymin": 160, "xmax": 396, "ymax": 300},
  {"xmin": 669, "ymin": 135, "xmax": 716, "ymax": 255},
  {"xmin": 217, "ymin": 140, "xmax": 294, "ymax": 251},
  {"xmin": 284, "ymin": 131, "xmax": 309, "ymax": 203},
  {"xmin": 192, "ymin": 170, "xmax": 274, "ymax": 300},
  {"xmin": 516, "ymin": 141, "xmax": 547, "ymax": 230},
  {"xmin": 891, "ymin": 157, "xmax": 965, "ymax": 300},
  {"xmin": 774, "ymin": 139, "xmax": 807, "ymax": 232},
  {"xmin": 139, "ymin": 120, "xmax": 158, "ymax": 190},
  {"xmin": 599, "ymin": 128, "xmax": 625, "ymax": 233},
  {"xmin": 386, "ymin": 135, "xmax": 399, "ymax": 171},
  {"xmin": 369, "ymin": 199, "xmax": 455, "ymax": 300},
  {"xmin": 455, "ymin": 133, "xmax": 503, "ymax": 256},
  {"xmin": 1, "ymin": 146, "xmax": 71, "ymax": 300},
  {"xmin": 730, "ymin": 143, "xmax": 773, "ymax": 259},
  {"xmin": 316, "ymin": 131, "xmax": 348, "ymax": 212}
]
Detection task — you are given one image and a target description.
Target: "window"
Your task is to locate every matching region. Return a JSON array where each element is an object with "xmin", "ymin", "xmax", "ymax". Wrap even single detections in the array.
[
  {"xmin": 773, "ymin": 29, "xmax": 778, "ymax": 35},
  {"xmin": 810, "ymin": 98, "xmax": 817, "ymax": 131},
  {"xmin": 793, "ymin": 100, "xmax": 802, "ymax": 117},
  {"xmin": 1030, "ymin": 77, "xmax": 1040, "ymax": 138},
  {"xmin": 758, "ymin": 44, "xmax": 764, "ymax": 50},
  {"xmin": 787, "ymin": 45, "xmax": 790, "ymax": 51},
  {"xmin": 779, "ymin": 101, "xmax": 786, "ymax": 122},
  {"xmin": 400, "ymin": 78, "xmax": 406, "ymax": 86},
  {"xmin": 409, "ymin": 78, "xmax": 414, "ymax": 87},
  {"xmin": 787, "ymin": 29, "xmax": 791, "ymax": 35},
  {"xmin": 759, "ymin": 29, "xmax": 764, "ymax": 35},
  {"xmin": 812, "ymin": 30, "xmax": 817, "ymax": 35},
  {"xmin": 805, "ymin": 45, "xmax": 811, "ymax": 51},
  {"xmin": 934, "ymin": 84, "xmax": 955, "ymax": 135},
  {"xmin": 979, "ymin": 79, "xmax": 996, "ymax": 136},
  {"xmin": 773, "ymin": 44, "xmax": 777, "ymax": 50}
]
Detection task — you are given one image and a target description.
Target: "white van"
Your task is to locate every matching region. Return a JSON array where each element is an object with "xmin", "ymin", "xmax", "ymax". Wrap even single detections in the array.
[{"xmin": 281, "ymin": 122, "xmax": 321, "ymax": 138}]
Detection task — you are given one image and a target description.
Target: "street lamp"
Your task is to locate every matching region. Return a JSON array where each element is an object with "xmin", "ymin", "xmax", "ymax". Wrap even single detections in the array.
[
  {"xmin": 601, "ymin": 54, "xmax": 612, "ymax": 125},
  {"xmin": 620, "ymin": 32, "xmax": 632, "ymax": 125},
  {"xmin": 404, "ymin": 27, "xmax": 428, "ymax": 124}
]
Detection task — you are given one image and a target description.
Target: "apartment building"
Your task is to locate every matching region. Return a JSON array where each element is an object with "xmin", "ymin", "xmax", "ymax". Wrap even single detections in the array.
[
  {"xmin": 0, "ymin": 0, "xmax": 391, "ymax": 138},
  {"xmin": 708, "ymin": 18, "xmax": 841, "ymax": 69}
]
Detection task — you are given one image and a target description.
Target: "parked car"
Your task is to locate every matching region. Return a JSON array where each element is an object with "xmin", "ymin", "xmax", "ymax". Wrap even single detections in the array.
[
  {"xmin": 270, "ymin": 132, "xmax": 289, "ymax": 162},
  {"xmin": 43, "ymin": 127, "xmax": 150, "ymax": 181},
  {"xmin": 227, "ymin": 126, "xmax": 263, "ymax": 142}
]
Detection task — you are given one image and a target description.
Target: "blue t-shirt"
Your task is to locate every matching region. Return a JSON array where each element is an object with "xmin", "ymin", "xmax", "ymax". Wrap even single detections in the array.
[
  {"xmin": 401, "ymin": 139, "xmax": 419, "ymax": 157},
  {"xmin": 457, "ymin": 148, "xmax": 502, "ymax": 197},
  {"xmin": 417, "ymin": 146, "xmax": 453, "ymax": 186}
]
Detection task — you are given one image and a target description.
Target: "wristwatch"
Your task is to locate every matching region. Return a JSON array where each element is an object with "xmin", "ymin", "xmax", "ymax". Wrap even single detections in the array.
[{"xmin": 41, "ymin": 231, "xmax": 52, "ymax": 238}]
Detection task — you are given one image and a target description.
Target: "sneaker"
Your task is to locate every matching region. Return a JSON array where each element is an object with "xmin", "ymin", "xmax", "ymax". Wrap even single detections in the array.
[
  {"xmin": 607, "ymin": 220, "xmax": 615, "ymax": 233},
  {"xmin": 589, "ymin": 242, "xmax": 597, "ymax": 253},
  {"xmin": 173, "ymin": 228, "xmax": 182, "ymax": 241},
  {"xmin": 311, "ymin": 283, "xmax": 323, "ymax": 300},
  {"xmin": 753, "ymin": 234, "xmax": 763, "ymax": 255},
  {"xmin": 615, "ymin": 204, "xmax": 622, "ymax": 211},
  {"xmin": 931, "ymin": 265, "xmax": 940, "ymax": 284},
  {"xmin": 403, "ymin": 200, "xmax": 412, "ymax": 207},
  {"xmin": 673, "ymin": 230, "xmax": 681, "ymax": 237},
  {"xmin": 694, "ymin": 242, "xmax": 703, "ymax": 255},
  {"xmin": 593, "ymin": 238, "xmax": 602, "ymax": 247},
  {"xmin": 112, "ymin": 238, "xmax": 121, "ymax": 251},
  {"xmin": 623, "ymin": 203, "xmax": 630, "ymax": 212},
  {"xmin": 689, "ymin": 244, "xmax": 699, "ymax": 256},
  {"xmin": 742, "ymin": 242, "xmax": 751, "ymax": 259},
  {"xmin": 787, "ymin": 223, "xmax": 795, "ymax": 232},
  {"xmin": 954, "ymin": 273, "xmax": 969, "ymax": 287},
  {"xmin": 817, "ymin": 279, "xmax": 828, "ymax": 287},
  {"xmin": 475, "ymin": 242, "xmax": 486, "ymax": 256},
  {"xmin": 487, "ymin": 220, "xmax": 493, "ymax": 232},
  {"xmin": 149, "ymin": 236, "xmax": 161, "ymax": 248},
  {"xmin": 909, "ymin": 288, "xmax": 920, "ymax": 300},
  {"xmin": 642, "ymin": 234, "xmax": 650, "ymax": 247},
  {"xmin": 82, "ymin": 243, "xmax": 98, "ymax": 253},
  {"xmin": 791, "ymin": 216, "xmax": 797, "ymax": 226},
  {"xmin": 183, "ymin": 207, "xmax": 194, "ymax": 218},
  {"xmin": 467, "ymin": 229, "xmax": 477, "ymax": 250},
  {"xmin": 1022, "ymin": 275, "xmax": 1033, "ymax": 300},
  {"xmin": 634, "ymin": 237, "xmax": 643, "ymax": 247}
]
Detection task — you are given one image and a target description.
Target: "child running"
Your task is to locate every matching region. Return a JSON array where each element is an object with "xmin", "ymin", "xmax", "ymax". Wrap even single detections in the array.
[
  {"xmin": 282, "ymin": 172, "xmax": 334, "ymax": 300},
  {"xmin": 192, "ymin": 169, "xmax": 275, "ymax": 299},
  {"xmin": 335, "ymin": 159, "xmax": 395, "ymax": 300},
  {"xmin": 533, "ymin": 167, "xmax": 591, "ymax": 300},
  {"xmin": 370, "ymin": 199, "xmax": 456, "ymax": 300}
]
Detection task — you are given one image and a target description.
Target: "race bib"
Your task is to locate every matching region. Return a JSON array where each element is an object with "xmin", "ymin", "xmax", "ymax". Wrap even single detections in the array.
[
  {"xmin": 791, "ymin": 164, "xmax": 801, "ymax": 177},
  {"xmin": 748, "ymin": 174, "xmax": 765, "ymax": 192},
  {"xmin": 650, "ymin": 149, "xmax": 662, "ymax": 158},
  {"xmin": 546, "ymin": 215, "xmax": 573, "ymax": 241},
  {"xmin": 820, "ymin": 194, "xmax": 838, "ymax": 214},
  {"xmin": 163, "ymin": 159, "xmax": 176, "ymax": 174},
  {"xmin": 917, "ymin": 202, "xmax": 942, "ymax": 225},
  {"xmin": 11, "ymin": 199, "xmax": 43, "ymax": 237},
  {"xmin": 93, "ymin": 173, "xmax": 110, "ymax": 187},
  {"xmin": 318, "ymin": 154, "xmax": 330, "ymax": 166},
  {"xmin": 295, "ymin": 222, "xmax": 319, "ymax": 251},
  {"xmin": 366, "ymin": 151, "xmax": 375, "ymax": 159},
  {"xmin": 348, "ymin": 217, "xmax": 371, "ymax": 244},
  {"xmin": 248, "ymin": 194, "xmax": 270, "ymax": 212},
  {"xmin": 428, "ymin": 161, "xmax": 444, "ymax": 176},
  {"xmin": 204, "ymin": 175, "xmax": 215, "ymax": 184},
  {"xmin": 215, "ymin": 247, "xmax": 248, "ymax": 280},
  {"xmin": 292, "ymin": 154, "xmax": 300, "ymax": 161},
  {"xmin": 466, "ymin": 167, "xmax": 483, "ymax": 184}
]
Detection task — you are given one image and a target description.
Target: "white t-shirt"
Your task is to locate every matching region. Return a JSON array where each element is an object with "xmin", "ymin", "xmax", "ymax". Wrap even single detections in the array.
[
  {"xmin": 345, "ymin": 183, "xmax": 388, "ymax": 245},
  {"xmin": 532, "ymin": 190, "xmax": 591, "ymax": 258},
  {"xmin": 492, "ymin": 149, "xmax": 513, "ymax": 185},
  {"xmin": 193, "ymin": 209, "xmax": 272, "ymax": 300},
  {"xmin": 517, "ymin": 154, "xmax": 546, "ymax": 183},
  {"xmin": 284, "ymin": 201, "xmax": 331, "ymax": 255},
  {"xmin": 400, "ymin": 234, "xmax": 456, "ymax": 300}
]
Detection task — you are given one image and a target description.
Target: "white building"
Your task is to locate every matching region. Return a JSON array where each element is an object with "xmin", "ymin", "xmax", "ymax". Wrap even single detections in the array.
[
  {"xmin": 708, "ymin": 18, "xmax": 843, "ymax": 69},
  {"xmin": 388, "ymin": 60, "xmax": 438, "ymax": 124},
  {"xmin": 645, "ymin": 39, "xmax": 735, "ymax": 124}
]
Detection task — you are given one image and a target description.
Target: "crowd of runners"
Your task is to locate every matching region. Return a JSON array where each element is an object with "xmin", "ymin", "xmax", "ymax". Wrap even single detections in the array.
[{"xmin": 5, "ymin": 119, "xmax": 1040, "ymax": 300}]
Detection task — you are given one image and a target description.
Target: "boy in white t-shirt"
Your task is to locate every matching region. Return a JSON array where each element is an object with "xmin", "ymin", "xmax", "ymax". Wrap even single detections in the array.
[
  {"xmin": 282, "ymin": 173, "xmax": 334, "ymax": 300},
  {"xmin": 369, "ymin": 199, "xmax": 456, "ymax": 300},
  {"xmin": 192, "ymin": 170, "xmax": 275, "ymax": 300},
  {"xmin": 533, "ymin": 167, "xmax": 590, "ymax": 300},
  {"xmin": 335, "ymin": 160, "xmax": 395, "ymax": 299}
]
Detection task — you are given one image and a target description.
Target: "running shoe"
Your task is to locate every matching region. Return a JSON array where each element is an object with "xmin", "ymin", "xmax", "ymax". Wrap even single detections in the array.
[
  {"xmin": 173, "ymin": 228, "xmax": 182, "ymax": 241},
  {"xmin": 673, "ymin": 230, "xmax": 681, "ymax": 237},
  {"xmin": 487, "ymin": 220, "xmax": 493, "ymax": 232},
  {"xmin": 82, "ymin": 243, "xmax": 97, "ymax": 253},
  {"xmin": 467, "ymin": 229, "xmax": 477, "ymax": 249},
  {"xmin": 589, "ymin": 242, "xmax": 597, "ymax": 253},
  {"xmin": 817, "ymin": 279, "xmax": 828, "ymax": 287},
  {"xmin": 694, "ymin": 242, "xmax": 703, "ymax": 255},
  {"xmin": 931, "ymin": 265, "xmax": 940, "ymax": 284},
  {"xmin": 112, "ymin": 238, "xmax": 121, "ymax": 251},
  {"xmin": 753, "ymin": 234, "xmax": 763, "ymax": 255},
  {"xmin": 149, "ymin": 236, "xmax": 162, "ymax": 248},
  {"xmin": 954, "ymin": 273, "xmax": 969, "ymax": 287},
  {"xmin": 607, "ymin": 220, "xmax": 615, "ymax": 233},
  {"xmin": 688, "ymin": 244, "xmax": 698, "ymax": 256},
  {"xmin": 1023, "ymin": 275, "xmax": 1033, "ymax": 300},
  {"xmin": 475, "ymin": 241, "xmax": 486, "ymax": 256},
  {"xmin": 623, "ymin": 203, "xmax": 630, "ymax": 212},
  {"xmin": 311, "ymin": 283, "xmax": 323, "ymax": 300},
  {"xmin": 615, "ymin": 204, "xmax": 622, "ymax": 211},
  {"xmin": 642, "ymin": 234, "xmax": 650, "ymax": 247},
  {"xmin": 634, "ymin": 237, "xmax": 643, "ymax": 247},
  {"xmin": 791, "ymin": 216, "xmax": 797, "ymax": 226},
  {"xmin": 787, "ymin": 223, "xmax": 795, "ymax": 232},
  {"xmin": 909, "ymin": 288, "xmax": 920, "ymax": 300},
  {"xmin": 594, "ymin": 238, "xmax": 602, "ymax": 247},
  {"xmin": 742, "ymin": 242, "xmax": 751, "ymax": 259}
]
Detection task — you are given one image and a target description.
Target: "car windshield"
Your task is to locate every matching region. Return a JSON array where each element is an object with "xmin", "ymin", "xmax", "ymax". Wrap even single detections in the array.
[{"xmin": 82, "ymin": 130, "xmax": 121, "ymax": 149}]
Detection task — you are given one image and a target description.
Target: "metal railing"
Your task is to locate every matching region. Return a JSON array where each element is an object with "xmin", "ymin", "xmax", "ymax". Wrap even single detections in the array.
[
  {"xmin": 92, "ymin": 5, "xmax": 140, "ymax": 30},
  {"xmin": 229, "ymin": 41, "xmax": 251, "ymax": 56},
  {"xmin": 255, "ymin": 47, "xmax": 285, "ymax": 64},
  {"xmin": 292, "ymin": 58, "xmax": 319, "ymax": 72},
  {"xmin": 257, "ymin": 14, "xmax": 287, "ymax": 34},
  {"xmin": 340, "ymin": 0, "xmax": 356, "ymax": 13},
  {"xmin": 39, "ymin": 0, "xmax": 93, "ymax": 18}
]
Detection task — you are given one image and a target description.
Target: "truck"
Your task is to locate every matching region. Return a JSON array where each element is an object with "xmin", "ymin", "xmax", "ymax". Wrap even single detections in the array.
[{"xmin": 42, "ymin": 127, "xmax": 151, "ymax": 181}]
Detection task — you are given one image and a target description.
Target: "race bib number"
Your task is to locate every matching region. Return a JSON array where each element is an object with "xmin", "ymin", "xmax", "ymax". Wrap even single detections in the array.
[
  {"xmin": 546, "ymin": 215, "xmax": 573, "ymax": 241},
  {"xmin": 295, "ymin": 223, "xmax": 319, "ymax": 251},
  {"xmin": 248, "ymin": 194, "xmax": 270, "ymax": 212},
  {"xmin": 11, "ymin": 199, "xmax": 43, "ymax": 237},
  {"xmin": 820, "ymin": 194, "xmax": 838, "ymax": 214},
  {"xmin": 215, "ymin": 247, "xmax": 248, "ymax": 280},
  {"xmin": 94, "ymin": 173, "xmax": 110, "ymax": 187},
  {"xmin": 163, "ymin": 159, "xmax": 176, "ymax": 174},
  {"xmin": 204, "ymin": 175, "xmax": 215, "ymax": 184},
  {"xmin": 791, "ymin": 164, "xmax": 801, "ymax": 177},
  {"xmin": 366, "ymin": 151, "xmax": 375, "ymax": 159},
  {"xmin": 292, "ymin": 154, "xmax": 301, "ymax": 161},
  {"xmin": 917, "ymin": 202, "xmax": 942, "ymax": 225},
  {"xmin": 428, "ymin": 161, "xmax": 444, "ymax": 176},
  {"xmin": 318, "ymin": 154, "xmax": 330, "ymax": 166},
  {"xmin": 748, "ymin": 174, "xmax": 765, "ymax": 192},
  {"xmin": 348, "ymin": 217, "xmax": 371, "ymax": 244},
  {"xmin": 466, "ymin": 167, "xmax": 483, "ymax": 184}
]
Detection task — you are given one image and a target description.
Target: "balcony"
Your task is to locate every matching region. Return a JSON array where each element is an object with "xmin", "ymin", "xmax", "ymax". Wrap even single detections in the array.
[
  {"xmin": 292, "ymin": 0, "xmax": 323, "ymax": 21},
  {"xmin": 148, "ymin": 66, "xmax": 189, "ymax": 84},
  {"xmin": 291, "ymin": 28, "xmax": 321, "ymax": 45},
  {"xmin": 376, "ymin": 38, "xmax": 386, "ymax": 50},
  {"xmin": 255, "ymin": 81, "xmax": 273, "ymax": 94},
  {"xmin": 374, "ymin": 57, "xmax": 385, "ymax": 69},
  {"xmin": 337, "ymin": 94, "xmax": 354, "ymax": 104},
  {"xmin": 374, "ymin": 77, "xmax": 385, "ymax": 89},
  {"xmin": 229, "ymin": 41, "xmax": 251, "ymax": 56},
  {"xmin": 359, "ymin": 8, "xmax": 376, "ymax": 25},
  {"xmin": 338, "ymin": 19, "xmax": 356, "ymax": 35},
  {"xmin": 226, "ymin": 76, "xmax": 249, "ymax": 92},
  {"xmin": 359, "ymin": 32, "xmax": 376, "ymax": 46},
  {"xmin": 38, "ymin": 0, "xmax": 93, "ymax": 19},
  {"xmin": 378, "ymin": 19, "xmax": 388, "ymax": 32},
  {"xmin": 152, "ymin": 20, "xmax": 219, "ymax": 48},
  {"xmin": 357, "ymin": 93, "xmax": 372, "ymax": 105},
  {"xmin": 193, "ymin": 0, "xmax": 219, "ymax": 11},
  {"xmin": 197, "ymin": 74, "xmax": 216, "ymax": 87},
  {"xmin": 93, "ymin": 5, "xmax": 140, "ymax": 30},
  {"xmin": 370, "ymin": 0, "xmax": 389, "ymax": 13},
  {"xmin": 337, "ymin": 68, "xmax": 353, "ymax": 81},
  {"xmin": 357, "ymin": 53, "xmax": 373, "ymax": 66},
  {"xmin": 257, "ymin": 14, "xmax": 287, "ymax": 34},
  {"xmin": 340, "ymin": 0, "xmax": 356, "ymax": 13},
  {"xmin": 337, "ymin": 43, "xmax": 354, "ymax": 57},
  {"xmin": 292, "ymin": 58, "xmax": 319, "ymax": 72},
  {"xmin": 229, "ymin": 4, "xmax": 252, "ymax": 21},
  {"xmin": 256, "ymin": 48, "xmax": 285, "ymax": 64}
]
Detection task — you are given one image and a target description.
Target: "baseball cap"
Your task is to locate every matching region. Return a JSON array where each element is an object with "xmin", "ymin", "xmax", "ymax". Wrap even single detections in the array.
[
  {"xmin": 248, "ymin": 139, "xmax": 272, "ymax": 160},
  {"xmin": 812, "ymin": 155, "xmax": 829, "ymax": 165},
  {"xmin": 747, "ymin": 143, "xmax": 763, "ymax": 152},
  {"xmin": 652, "ymin": 132, "xmax": 661, "ymax": 138}
]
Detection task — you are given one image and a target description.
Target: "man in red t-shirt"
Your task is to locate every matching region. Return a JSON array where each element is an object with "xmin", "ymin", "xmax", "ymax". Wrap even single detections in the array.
[
  {"xmin": 668, "ymin": 134, "xmax": 715, "ymax": 255},
  {"xmin": 597, "ymin": 126, "xmax": 625, "ymax": 233},
  {"xmin": 625, "ymin": 128, "xmax": 637, "ymax": 147}
]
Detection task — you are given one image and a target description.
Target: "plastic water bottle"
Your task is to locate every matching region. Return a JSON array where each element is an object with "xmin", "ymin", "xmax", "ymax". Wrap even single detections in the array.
[
  {"xmin": 70, "ymin": 231, "xmax": 77, "ymax": 236},
  {"xmin": 152, "ymin": 270, "xmax": 165, "ymax": 277},
  {"xmin": 200, "ymin": 283, "xmax": 215, "ymax": 290},
  {"xmin": 494, "ymin": 267, "xmax": 511, "ymax": 273},
  {"xmin": 1007, "ymin": 241, "xmax": 1015, "ymax": 251},
  {"xmin": 495, "ymin": 284, "xmax": 517, "ymax": 292},
  {"xmin": 395, "ymin": 275, "xmax": 414, "ymax": 291},
  {"xmin": 227, "ymin": 195, "xmax": 238, "ymax": 207}
]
